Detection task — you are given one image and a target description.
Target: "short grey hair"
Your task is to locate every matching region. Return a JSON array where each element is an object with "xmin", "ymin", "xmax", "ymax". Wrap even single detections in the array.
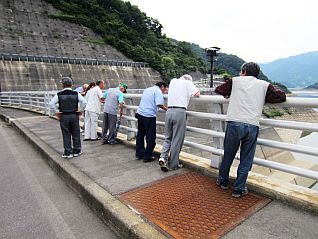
[
  {"xmin": 182, "ymin": 74, "xmax": 193, "ymax": 82},
  {"xmin": 61, "ymin": 77, "xmax": 73, "ymax": 87}
]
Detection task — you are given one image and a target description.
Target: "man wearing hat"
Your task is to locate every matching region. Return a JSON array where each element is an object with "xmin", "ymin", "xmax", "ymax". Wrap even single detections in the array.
[
  {"xmin": 49, "ymin": 77, "xmax": 87, "ymax": 158},
  {"xmin": 101, "ymin": 83, "xmax": 127, "ymax": 145}
]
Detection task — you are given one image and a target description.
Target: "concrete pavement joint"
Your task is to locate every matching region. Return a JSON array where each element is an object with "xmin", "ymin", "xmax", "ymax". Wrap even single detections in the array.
[{"xmin": 0, "ymin": 112, "xmax": 168, "ymax": 239}]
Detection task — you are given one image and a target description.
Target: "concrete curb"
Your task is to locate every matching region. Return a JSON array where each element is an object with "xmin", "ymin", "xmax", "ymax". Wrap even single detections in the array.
[{"xmin": 0, "ymin": 112, "xmax": 168, "ymax": 239}]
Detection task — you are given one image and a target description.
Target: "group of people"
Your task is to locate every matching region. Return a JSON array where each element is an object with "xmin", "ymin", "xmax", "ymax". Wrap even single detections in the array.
[
  {"xmin": 49, "ymin": 62, "xmax": 286, "ymax": 198},
  {"xmin": 49, "ymin": 79, "xmax": 128, "ymax": 155}
]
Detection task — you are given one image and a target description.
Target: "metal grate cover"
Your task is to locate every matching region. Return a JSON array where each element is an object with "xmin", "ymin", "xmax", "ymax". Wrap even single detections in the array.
[{"xmin": 120, "ymin": 172, "xmax": 271, "ymax": 238}]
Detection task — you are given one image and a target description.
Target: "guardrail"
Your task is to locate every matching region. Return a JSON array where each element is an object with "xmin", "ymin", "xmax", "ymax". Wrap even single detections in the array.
[
  {"xmin": 0, "ymin": 53, "xmax": 149, "ymax": 68},
  {"xmin": 1, "ymin": 91, "xmax": 318, "ymax": 184}
]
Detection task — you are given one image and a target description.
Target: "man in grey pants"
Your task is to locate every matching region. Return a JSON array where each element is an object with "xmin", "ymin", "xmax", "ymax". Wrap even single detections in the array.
[
  {"xmin": 159, "ymin": 75, "xmax": 200, "ymax": 172},
  {"xmin": 101, "ymin": 83, "xmax": 127, "ymax": 145}
]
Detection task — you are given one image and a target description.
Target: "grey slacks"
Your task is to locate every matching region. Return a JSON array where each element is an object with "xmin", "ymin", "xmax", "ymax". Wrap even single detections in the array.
[
  {"xmin": 60, "ymin": 114, "xmax": 81, "ymax": 155},
  {"xmin": 160, "ymin": 108, "xmax": 186, "ymax": 169},
  {"xmin": 102, "ymin": 112, "xmax": 117, "ymax": 143}
]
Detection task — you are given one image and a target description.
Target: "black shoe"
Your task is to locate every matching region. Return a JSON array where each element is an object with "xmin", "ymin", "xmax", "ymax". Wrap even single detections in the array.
[
  {"xmin": 83, "ymin": 138, "xmax": 90, "ymax": 141},
  {"xmin": 135, "ymin": 156, "xmax": 143, "ymax": 160},
  {"xmin": 143, "ymin": 156, "xmax": 156, "ymax": 163},
  {"xmin": 102, "ymin": 140, "xmax": 109, "ymax": 145},
  {"xmin": 108, "ymin": 140, "xmax": 119, "ymax": 145},
  {"xmin": 216, "ymin": 179, "xmax": 229, "ymax": 190},
  {"xmin": 232, "ymin": 188, "xmax": 248, "ymax": 198}
]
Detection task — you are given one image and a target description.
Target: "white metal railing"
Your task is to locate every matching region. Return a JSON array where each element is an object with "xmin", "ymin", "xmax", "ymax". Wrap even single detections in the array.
[{"xmin": 1, "ymin": 91, "xmax": 318, "ymax": 182}]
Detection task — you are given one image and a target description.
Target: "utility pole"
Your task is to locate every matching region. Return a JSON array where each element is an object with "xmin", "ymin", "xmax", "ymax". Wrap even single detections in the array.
[{"xmin": 206, "ymin": 47, "xmax": 220, "ymax": 88}]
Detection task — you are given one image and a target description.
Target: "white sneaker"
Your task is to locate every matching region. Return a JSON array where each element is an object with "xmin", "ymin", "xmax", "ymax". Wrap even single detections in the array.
[
  {"xmin": 158, "ymin": 157, "xmax": 166, "ymax": 167},
  {"xmin": 62, "ymin": 154, "xmax": 73, "ymax": 159},
  {"xmin": 73, "ymin": 152, "xmax": 82, "ymax": 157},
  {"xmin": 159, "ymin": 158, "xmax": 169, "ymax": 172}
]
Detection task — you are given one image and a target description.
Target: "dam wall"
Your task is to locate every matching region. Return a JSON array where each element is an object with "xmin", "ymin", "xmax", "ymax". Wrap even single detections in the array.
[
  {"xmin": 0, "ymin": 0, "xmax": 161, "ymax": 90},
  {"xmin": 0, "ymin": 59, "xmax": 160, "ymax": 91}
]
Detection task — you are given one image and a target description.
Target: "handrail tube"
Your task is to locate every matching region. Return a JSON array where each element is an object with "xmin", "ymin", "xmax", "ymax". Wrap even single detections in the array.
[
  {"xmin": 186, "ymin": 111, "xmax": 318, "ymax": 132},
  {"xmin": 123, "ymin": 104, "xmax": 318, "ymax": 155},
  {"xmin": 253, "ymin": 158, "xmax": 318, "ymax": 180},
  {"xmin": 190, "ymin": 95, "xmax": 318, "ymax": 108},
  {"xmin": 121, "ymin": 125, "xmax": 318, "ymax": 180},
  {"xmin": 121, "ymin": 114, "xmax": 318, "ymax": 156}
]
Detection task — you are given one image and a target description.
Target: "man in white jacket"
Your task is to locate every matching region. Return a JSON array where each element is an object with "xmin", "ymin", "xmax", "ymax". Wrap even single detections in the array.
[{"xmin": 84, "ymin": 80, "xmax": 105, "ymax": 141}]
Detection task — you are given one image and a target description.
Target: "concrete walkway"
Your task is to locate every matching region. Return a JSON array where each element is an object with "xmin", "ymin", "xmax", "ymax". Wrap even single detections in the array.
[
  {"xmin": 0, "ymin": 119, "xmax": 118, "ymax": 239},
  {"xmin": 0, "ymin": 107, "xmax": 317, "ymax": 239}
]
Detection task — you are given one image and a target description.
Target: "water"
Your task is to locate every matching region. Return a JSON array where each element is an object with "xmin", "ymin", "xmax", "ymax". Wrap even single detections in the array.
[
  {"xmin": 291, "ymin": 89, "xmax": 318, "ymax": 111},
  {"xmin": 291, "ymin": 89, "xmax": 318, "ymax": 98}
]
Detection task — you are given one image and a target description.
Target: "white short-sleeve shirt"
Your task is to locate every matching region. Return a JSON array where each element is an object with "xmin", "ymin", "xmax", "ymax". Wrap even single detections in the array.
[{"xmin": 167, "ymin": 78, "xmax": 199, "ymax": 109}]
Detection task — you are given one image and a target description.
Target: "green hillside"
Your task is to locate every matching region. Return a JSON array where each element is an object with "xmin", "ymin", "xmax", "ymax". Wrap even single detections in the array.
[
  {"xmin": 44, "ymin": 0, "xmax": 206, "ymax": 81},
  {"xmin": 43, "ymin": 0, "xmax": 288, "ymax": 92}
]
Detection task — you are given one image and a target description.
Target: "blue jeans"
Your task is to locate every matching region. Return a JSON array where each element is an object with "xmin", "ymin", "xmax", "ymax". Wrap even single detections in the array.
[{"xmin": 218, "ymin": 121, "xmax": 259, "ymax": 191}]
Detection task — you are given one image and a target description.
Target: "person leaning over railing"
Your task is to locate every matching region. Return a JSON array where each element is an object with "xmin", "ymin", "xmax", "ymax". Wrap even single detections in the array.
[
  {"xmin": 135, "ymin": 82, "xmax": 168, "ymax": 163},
  {"xmin": 159, "ymin": 75, "xmax": 200, "ymax": 172},
  {"xmin": 48, "ymin": 77, "xmax": 87, "ymax": 159},
  {"xmin": 215, "ymin": 62, "xmax": 286, "ymax": 198}
]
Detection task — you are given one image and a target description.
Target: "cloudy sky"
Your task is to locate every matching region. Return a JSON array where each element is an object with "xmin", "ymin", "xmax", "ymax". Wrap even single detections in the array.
[{"xmin": 127, "ymin": 0, "xmax": 318, "ymax": 63}]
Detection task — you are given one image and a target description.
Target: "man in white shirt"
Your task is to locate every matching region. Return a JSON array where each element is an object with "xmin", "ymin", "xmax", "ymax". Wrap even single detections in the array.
[
  {"xmin": 159, "ymin": 75, "xmax": 200, "ymax": 172},
  {"xmin": 84, "ymin": 80, "xmax": 105, "ymax": 141}
]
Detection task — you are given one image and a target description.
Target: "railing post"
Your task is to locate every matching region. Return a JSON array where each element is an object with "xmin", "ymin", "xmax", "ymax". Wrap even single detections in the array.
[
  {"xmin": 210, "ymin": 103, "xmax": 226, "ymax": 168},
  {"xmin": 36, "ymin": 93, "xmax": 40, "ymax": 111},
  {"xmin": 125, "ymin": 98, "xmax": 137, "ymax": 141},
  {"xmin": 19, "ymin": 94, "xmax": 22, "ymax": 108},
  {"xmin": 29, "ymin": 93, "xmax": 32, "ymax": 110},
  {"xmin": 44, "ymin": 92, "xmax": 51, "ymax": 115}
]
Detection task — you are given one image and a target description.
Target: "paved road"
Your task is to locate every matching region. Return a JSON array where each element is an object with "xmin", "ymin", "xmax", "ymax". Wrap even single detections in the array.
[
  {"xmin": 1, "ymin": 107, "xmax": 318, "ymax": 239},
  {"xmin": 0, "ymin": 120, "xmax": 118, "ymax": 239}
]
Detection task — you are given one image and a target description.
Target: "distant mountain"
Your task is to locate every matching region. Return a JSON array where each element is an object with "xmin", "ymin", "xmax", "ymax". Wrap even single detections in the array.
[
  {"xmin": 305, "ymin": 82, "xmax": 318, "ymax": 89},
  {"xmin": 260, "ymin": 51, "xmax": 318, "ymax": 88}
]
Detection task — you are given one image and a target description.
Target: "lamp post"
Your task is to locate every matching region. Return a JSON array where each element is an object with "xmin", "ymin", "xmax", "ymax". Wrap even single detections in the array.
[{"xmin": 206, "ymin": 47, "xmax": 220, "ymax": 88}]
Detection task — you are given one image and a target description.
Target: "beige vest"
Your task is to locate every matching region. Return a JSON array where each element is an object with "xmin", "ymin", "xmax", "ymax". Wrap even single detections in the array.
[{"xmin": 226, "ymin": 76, "xmax": 269, "ymax": 126}]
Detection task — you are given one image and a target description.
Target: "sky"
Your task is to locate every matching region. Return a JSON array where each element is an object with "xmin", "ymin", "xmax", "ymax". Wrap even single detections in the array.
[{"xmin": 127, "ymin": 0, "xmax": 318, "ymax": 63}]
